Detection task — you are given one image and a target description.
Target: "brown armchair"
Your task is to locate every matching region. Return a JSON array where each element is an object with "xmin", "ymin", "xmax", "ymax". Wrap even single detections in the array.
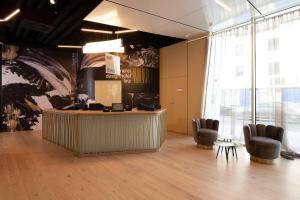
[
  {"xmin": 243, "ymin": 124, "xmax": 284, "ymax": 164},
  {"xmin": 192, "ymin": 118, "xmax": 219, "ymax": 149}
]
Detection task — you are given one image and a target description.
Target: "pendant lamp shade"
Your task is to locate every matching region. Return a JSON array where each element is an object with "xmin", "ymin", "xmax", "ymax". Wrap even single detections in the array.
[{"xmin": 82, "ymin": 39, "xmax": 124, "ymax": 54}]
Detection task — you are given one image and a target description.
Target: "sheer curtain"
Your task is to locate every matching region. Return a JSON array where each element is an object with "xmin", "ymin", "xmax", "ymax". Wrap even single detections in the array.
[
  {"xmin": 256, "ymin": 10, "xmax": 300, "ymax": 152},
  {"xmin": 204, "ymin": 25, "xmax": 252, "ymax": 141}
]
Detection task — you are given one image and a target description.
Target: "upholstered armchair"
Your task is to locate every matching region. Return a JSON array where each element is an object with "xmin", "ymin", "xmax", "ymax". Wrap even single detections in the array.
[
  {"xmin": 243, "ymin": 124, "xmax": 284, "ymax": 164},
  {"xmin": 192, "ymin": 118, "xmax": 219, "ymax": 149}
]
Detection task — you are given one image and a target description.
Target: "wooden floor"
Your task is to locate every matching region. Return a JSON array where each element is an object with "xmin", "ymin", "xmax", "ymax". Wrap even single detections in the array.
[{"xmin": 0, "ymin": 131, "xmax": 300, "ymax": 200}]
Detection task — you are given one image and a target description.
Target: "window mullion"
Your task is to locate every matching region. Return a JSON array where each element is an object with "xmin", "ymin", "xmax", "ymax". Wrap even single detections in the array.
[{"xmin": 251, "ymin": 18, "xmax": 257, "ymax": 124}]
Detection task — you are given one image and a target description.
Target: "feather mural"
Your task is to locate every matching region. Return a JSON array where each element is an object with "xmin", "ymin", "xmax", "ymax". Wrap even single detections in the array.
[{"xmin": 1, "ymin": 45, "xmax": 76, "ymax": 131}]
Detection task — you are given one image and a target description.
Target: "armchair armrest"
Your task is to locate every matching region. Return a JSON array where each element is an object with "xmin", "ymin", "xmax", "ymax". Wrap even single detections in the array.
[
  {"xmin": 192, "ymin": 119, "xmax": 200, "ymax": 136},
  {"xmin": 276, "ymin": 128, "xmax": 284, "ymax": 143},
  {"xmin": 212, "ymin": 120, "xmax": 219, "ymax": 131},
  {"xmin": 243, "ymin": 125, "xmax": 251, "ymax": 153}
]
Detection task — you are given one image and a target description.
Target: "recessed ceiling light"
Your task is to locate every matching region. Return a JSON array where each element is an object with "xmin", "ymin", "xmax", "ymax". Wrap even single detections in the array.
[
  {"xmin": 58, "ymin": 45, "xmax": 82, "ymax": 49},
  {"xmin": 214, "ymin": 0, "xmax": 231, "ymax": 12},
  {"xmin": 50, "ymin": 0, "xmax": 56, "ymax": 5},
  {"xmin": 81, "ymin": 28, "xmax": 113, "ymax": 34},
  {"xmin": 115, "ymin": 30, "xmax": 138, "ymax": 34},
  {"xmin": 0, "ymin": 9, "xmax": 20, "ymax": 22}
]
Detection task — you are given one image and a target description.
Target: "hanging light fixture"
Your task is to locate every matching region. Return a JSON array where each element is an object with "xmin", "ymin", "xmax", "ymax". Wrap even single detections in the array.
[
  {"xmin": 115, "ymin": 29, "xmax": 138, "ymax": 34},
  {"xmin": 0, "ymin": 9, "xmax": 20, "ymax": 22},
  {"xmin": 81, "ymin": 28, "xmax": 113, "ymax": 34},
  {"xmin": 50, "ymin": 0, "xmax": 56, "ymax": 5},
  {"xmin": 82, "ymin": 39, "xmax": 124, "ymax": 54}
]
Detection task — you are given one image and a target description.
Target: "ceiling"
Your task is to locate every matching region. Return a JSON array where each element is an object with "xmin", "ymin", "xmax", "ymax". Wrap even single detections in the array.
[
  {"xmin": 0, "ymin": 0, "xmax": 183, "ymax": 48},
  {"xmin": 0, "ymin": 0, "xmax": 299, "ymax": 47},
  {"xmin": 85, "ymin": 0, "xmax": 300, "ymax": 39}
]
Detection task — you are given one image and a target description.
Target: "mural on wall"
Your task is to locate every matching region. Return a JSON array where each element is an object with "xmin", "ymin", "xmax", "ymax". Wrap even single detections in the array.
[
  {"xmin": 0, "ymin": 43, "xmax": 159, "ymax": 132},
  {"xmin": 1, "ymin": 45, "xmax": 77, "ymax": 131},
  {"xmin": 77, "ymin": 44, "xmax": 160, "ymax": 107},
  {"xmin": 121, "ymin": 45, "xmax": 159, "ymax": 68}
]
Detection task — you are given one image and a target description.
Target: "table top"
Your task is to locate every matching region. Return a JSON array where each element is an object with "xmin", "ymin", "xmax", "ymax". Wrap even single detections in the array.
[
  {"xmin": 218, "ymin": 135, "xmax": 233, "ymax": 140},
  {"xmin": 214, "ymin": 141, "xmax": 236, "ymax": 147}
]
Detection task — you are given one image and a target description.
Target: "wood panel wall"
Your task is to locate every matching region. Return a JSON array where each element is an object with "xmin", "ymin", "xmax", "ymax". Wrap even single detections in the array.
[{"xmin": 160, "ymin": 37, "xmax": 208, "ymax": 135}]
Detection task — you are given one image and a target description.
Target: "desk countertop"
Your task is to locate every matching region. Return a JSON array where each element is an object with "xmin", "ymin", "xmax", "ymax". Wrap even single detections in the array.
[{"xmin": 43, "ymin": 108, "xmax": 167, "ymax": 116}]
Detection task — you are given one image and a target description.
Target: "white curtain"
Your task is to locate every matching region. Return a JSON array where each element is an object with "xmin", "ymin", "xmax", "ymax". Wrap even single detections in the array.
[
  {"xmin": 204, "ymin": 25, "xmax": 252, "ymax": 141},
  {"xmin": 256, "ymin": 10, "xmax": 300, "ymax": 152},
  {"xmin": 205, "ymin": 9, "xmax": 300, "ymax": 151}
]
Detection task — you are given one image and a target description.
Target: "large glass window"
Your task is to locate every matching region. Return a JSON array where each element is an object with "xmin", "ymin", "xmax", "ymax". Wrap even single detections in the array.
[
  {"xmin": 205, "ymin": 25, "xmax": 252, "ymax": 141},
  {"xmin": 205, "ymin": 9, "xmax": 300, "ymax": 151},
  {"xmin": 256, "ymin": 10, "xmax": 300, "ymax": 152}
]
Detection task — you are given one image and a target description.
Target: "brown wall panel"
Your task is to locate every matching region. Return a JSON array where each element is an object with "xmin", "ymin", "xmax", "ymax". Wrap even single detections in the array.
[
  {"xmin": 187, "ymin": 39, "xmax": 208, "ymax": 135},
  {"xmin": 160, "ymin": 42, "xmax": 187, "ymax": 79},
  {"xmin": 160, "ymin": 37, "xmax": 208, "ymax": 135},
  {"xmin": 160, "ymin": 42, "xmax": 188, "ymax": 134},
  {"xmin": 165, "ymin": 77, "xmax": 188, "ymax": 134}
]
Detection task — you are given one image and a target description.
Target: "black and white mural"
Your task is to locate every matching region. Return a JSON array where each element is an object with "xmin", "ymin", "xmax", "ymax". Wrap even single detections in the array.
[
  {"xmin": 0, "ymin": 43, "xmax": 160, "ymax": 132},
  {"xmin": 121, "ymin": 45, "xmax": 159, "ymax": 107},
  {"xmin": 77, "ymin": 44, "xmax": 160, "ymax": 108},
  {"xmin": 1, "ymin": 45, "xmax": 77, "ymax": 131},
  {"xmin": 121, "ymin": 45, "xmax": 159, "ymax": 68}
]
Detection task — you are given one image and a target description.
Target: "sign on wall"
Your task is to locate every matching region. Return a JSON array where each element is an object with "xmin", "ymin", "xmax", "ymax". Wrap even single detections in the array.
[{"xmin": 105, "ymin": 53, "xmax": 120, "ymax": 75}]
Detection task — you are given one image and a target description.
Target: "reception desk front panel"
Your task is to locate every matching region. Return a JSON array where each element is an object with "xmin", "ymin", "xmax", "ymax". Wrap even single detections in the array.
[{"xmin": 42, "ymin": 109, "xmax": 166, "ymax": 155}]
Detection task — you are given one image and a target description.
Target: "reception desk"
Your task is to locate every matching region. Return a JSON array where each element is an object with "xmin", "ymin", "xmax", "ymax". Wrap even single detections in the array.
[{"xmin": 42, "ymin": 109, "xmax": 167, "ymax": 156}]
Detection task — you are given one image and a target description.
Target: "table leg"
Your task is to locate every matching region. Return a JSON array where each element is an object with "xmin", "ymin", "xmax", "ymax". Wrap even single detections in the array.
[
  {"xmin": 216, "ymin": 146, "xmax": 221, "ymax": 159},
  {"xmin": 225, "ymin": 147, "xmax": 229, "ymax": 163},
  {"xmin": 234, "ymin": 147, "xmax": 238, "ymax": 160}
]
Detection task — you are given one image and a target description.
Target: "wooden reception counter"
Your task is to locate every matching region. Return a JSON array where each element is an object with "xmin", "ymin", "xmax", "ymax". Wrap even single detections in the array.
[{"xmin": 42, "ymin": 109, "xmax": 167, "ymax": 156}]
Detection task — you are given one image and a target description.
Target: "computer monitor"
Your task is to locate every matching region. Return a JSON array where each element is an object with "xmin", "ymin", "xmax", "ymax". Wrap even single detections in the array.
[
  {"xmin": 89, "ymin": 103, "xmax": 104, "ymax": 110},
  {"xmin": 111, "ymin": 103, "xmax": 124, "ymax": 112}
]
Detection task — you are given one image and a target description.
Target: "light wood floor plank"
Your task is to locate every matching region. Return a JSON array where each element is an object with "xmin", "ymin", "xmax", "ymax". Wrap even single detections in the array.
[{"xmin": 0, "ymin": 131, "xmax": 299, "ymax": 200}]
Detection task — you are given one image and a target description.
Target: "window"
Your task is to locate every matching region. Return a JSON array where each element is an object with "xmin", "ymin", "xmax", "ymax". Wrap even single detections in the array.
[
  {"xmin": 205, "ymin": 10, "xmax": 300, "ymax": 151},
  {"xmin": 205, "ymin": 25, "xmax": 252, "ymax": 141},
  {"xmin": 269, "ymin": 77, "xmax": 281, "ymax": 85},
  {"xmin": 268, "ymin": 62, "xmax": 280, "ymax": 75},
  {"xmin": 256, "ymin": 10, "xmax": 300, "ymax": 152},
  {"xmin": 268, "ymin": 38, "xmax": 280, "ymax": 51},
  {"xmin": 235, "ymin": 45, "xmax": 244, "ymax": 56},
  {"xmin": 236, "ymin": 66, "xmax": 244, "ymax": 77}
]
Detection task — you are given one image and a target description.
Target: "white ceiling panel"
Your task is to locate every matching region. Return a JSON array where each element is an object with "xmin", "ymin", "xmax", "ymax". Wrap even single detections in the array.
[
  {"xmin": 108, "ymin": 0, "xmax": 210, "ymax": 22},
  {"xmin": 84, "ymin": 1, "xmax": 166, "ymax": 31},
  {"xmin": 85, "ymin": 0, "xmax": 207, "ymax": 38},
  {"xmin": 85, "ymin": 1, "xmax": 171, "ymax": 32},
  {"xmin": 85, "ymin": 0, "xmax": 300, "ymax": 38},
  {"xmin": 177, "ymin": 9, "xmax": 210, "ymax": 31},
  {"xmin": 155, "ymin": 22, "xmax": 202, "ymax": 39}
]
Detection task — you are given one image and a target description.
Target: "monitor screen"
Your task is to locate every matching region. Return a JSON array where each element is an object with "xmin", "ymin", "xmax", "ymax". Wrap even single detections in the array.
[
  {"xmin": 111, "ymin": 103, "xmax": 124, "ymax": 112},
  {"xmin": 89, "ymin": 103, "xmax": 104, "ymax": 110}
]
